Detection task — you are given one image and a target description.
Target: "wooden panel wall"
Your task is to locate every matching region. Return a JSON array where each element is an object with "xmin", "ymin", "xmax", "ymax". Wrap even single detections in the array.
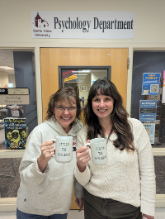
[
  {"xmin": 40, "ymin": 48, "xmax": 128, "ymax": 209},
  {"xmin": 40, "ymin": 48, "xmax": 128, "ymax": 121}
]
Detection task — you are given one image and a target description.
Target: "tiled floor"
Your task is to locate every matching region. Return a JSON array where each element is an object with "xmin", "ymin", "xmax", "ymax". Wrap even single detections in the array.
[{"xmin": 0, "ymin": 209, "xmax": 165, "ymax": 219}]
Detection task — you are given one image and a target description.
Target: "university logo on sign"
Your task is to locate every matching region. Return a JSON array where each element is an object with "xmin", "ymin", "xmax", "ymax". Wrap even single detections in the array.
[
  {"xmin": 31, "ymin": 11, "xmax": 134, "ymax": 39},
  {"xmin": 35, "ymin": 12, "xmax": 49, "ymax": 28}
]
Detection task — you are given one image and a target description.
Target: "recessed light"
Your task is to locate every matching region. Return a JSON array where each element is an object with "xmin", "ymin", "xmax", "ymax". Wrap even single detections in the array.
[
  {"xmin": 73, "ymin": 74, "xmax": 87, "ymax": 76},
  {"xmin": 0, "ymin": 66, "xmax": 14, "ymax": 70},
  {"xmin": 82, "ymin": 70, "xmax": 91, "ymax": 72},
  {"xmin": 72, "ymin": 70, "xmax": 91, "ymax": 73}
]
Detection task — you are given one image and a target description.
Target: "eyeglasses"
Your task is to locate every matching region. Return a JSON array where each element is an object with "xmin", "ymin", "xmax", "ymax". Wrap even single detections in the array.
[{"xmin": 54, "ymin": 105, "xmax": 77, "ymax": 111}]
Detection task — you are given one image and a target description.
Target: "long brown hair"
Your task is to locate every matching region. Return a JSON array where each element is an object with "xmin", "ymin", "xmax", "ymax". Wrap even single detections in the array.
[
  {"xmin": 46, "ymin": 86, "xmax": 81, "ymax": 124},
  {"xmin": 84, "ymin": 78, "xmax": 134, "ymax": 151}
]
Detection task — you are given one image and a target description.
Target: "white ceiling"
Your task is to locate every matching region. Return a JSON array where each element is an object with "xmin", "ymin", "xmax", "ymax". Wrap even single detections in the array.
[
  {"xmin": 0, "ymin": 50, "xmax": 14, "ymax": 73},
  {"xmin": 0, "ymin": 49, "xmax": 34, "ymax": 74}
]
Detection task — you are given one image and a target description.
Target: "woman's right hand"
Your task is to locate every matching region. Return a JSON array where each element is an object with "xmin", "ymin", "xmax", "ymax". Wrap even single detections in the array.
[
  {"xmin": 76, "ymin": 140, "xmax": 91, "ymax": 172},
  {"xmin": 37, "ymin": 140, "xmax": 55, "ymax": 172},
  {"xmin": 40, "ymin": 140, "xmax": 55, "ymax": 162}
]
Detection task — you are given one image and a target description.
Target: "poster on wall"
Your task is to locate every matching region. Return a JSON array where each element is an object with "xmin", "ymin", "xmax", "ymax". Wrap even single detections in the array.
[
  {"xmin": 62, "ymin": 69, "xmax": 78, "ymax": 82},
  {"xmin": 142, "ymin": 73, "xmax": 161, "ymax": 95},
  {"xmin": 80, "ymin": 85, "xmax": 87, "ymax": 92},
  {"xmin": 143, "ymin": 123, "xmax": 155, "ymax": 144},
  {"xmin": 31, "ymin": 11, "xmax": 134, "ymax": 39},
  {"xmin": 4, "ymin": 118, "xmax": 27, "ymax": 149},
  {"xmin": 139, "ymin": 100, "xmax": 157, "ymax": 122}
]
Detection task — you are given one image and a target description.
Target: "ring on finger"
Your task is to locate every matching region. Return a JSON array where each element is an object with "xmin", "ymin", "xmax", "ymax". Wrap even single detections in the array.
[{"xmin": 49, "ymin": 150, "xmax": 51, "ymax": 154}]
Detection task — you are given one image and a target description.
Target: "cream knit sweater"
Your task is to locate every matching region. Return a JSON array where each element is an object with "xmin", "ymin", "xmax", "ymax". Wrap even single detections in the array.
[{"xmin": 75, "ymin": 118, "xmax": 156, "ymax": 217}]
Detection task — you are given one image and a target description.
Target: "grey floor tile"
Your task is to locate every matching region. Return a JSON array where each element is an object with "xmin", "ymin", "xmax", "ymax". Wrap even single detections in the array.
[{"xmin": 1, "ymin": 208, "xmax": 165, "ymax": 219}]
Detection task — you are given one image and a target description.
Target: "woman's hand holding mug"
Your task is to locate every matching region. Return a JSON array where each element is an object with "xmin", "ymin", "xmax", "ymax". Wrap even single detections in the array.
[
  {"xmin": 76, "ymin": 140, "xmax": 91, "ymax": 172},
  {"xmin": 40, "ymin": 140, "xmax": 55, "ymax": 161},
  {"xmin": 37, "ymin": 140, "xmax": 55, "ymax": 172}
]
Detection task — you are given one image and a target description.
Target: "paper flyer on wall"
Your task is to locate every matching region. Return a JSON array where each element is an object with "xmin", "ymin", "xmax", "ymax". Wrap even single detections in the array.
[
  {"xmin": 139, "ymin": 100, "xmax": 157, "ymax": 122},
  {"xmin": 162, "ymin": 70, "xmax": 165, "ymax": 103},
  {"xmin": 4, "ymin": 118, "xmax": 27, "ymax": 149},
  {"xmin": 142, "ymin": 73, "xmax": 161, "ymax": 95},
  {"xmin": 143, "ymin": 123, "xmax": 155, "ymax": 144}
]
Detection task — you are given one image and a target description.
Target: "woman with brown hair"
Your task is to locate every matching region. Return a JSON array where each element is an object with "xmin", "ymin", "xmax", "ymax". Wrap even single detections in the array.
[
  {"xmin": 16, "ymin": 86, "xmax": 84, "ymax": 219},
  {"xmin": 75, "ymin": 78, "xmax": 156, "ymax": 219}
]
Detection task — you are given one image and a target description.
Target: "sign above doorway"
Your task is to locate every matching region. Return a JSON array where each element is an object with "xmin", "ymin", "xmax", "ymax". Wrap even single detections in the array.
[{"xmin": 31, "ymin": 11, "xmax": 134, "ymax": 39}]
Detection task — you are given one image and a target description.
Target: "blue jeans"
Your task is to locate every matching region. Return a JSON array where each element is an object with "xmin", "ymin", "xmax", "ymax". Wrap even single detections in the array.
[{"xmin": 17, "ymin": 209, "xmax": 68, "ymax": 219}]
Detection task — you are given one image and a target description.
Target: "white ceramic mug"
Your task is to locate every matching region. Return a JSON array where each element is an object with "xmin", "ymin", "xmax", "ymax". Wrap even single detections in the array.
[
  {"xmin": 86, "ymin": 138, "xmax": 107, "ymax": 165},
  {"xmin": 52, "ymin": 136, "xmax": 73, "ymax": 163}
]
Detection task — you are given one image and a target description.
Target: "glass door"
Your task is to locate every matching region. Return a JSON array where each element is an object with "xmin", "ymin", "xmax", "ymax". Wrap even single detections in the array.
[{"xmin": 58, "ymin": 66, "xmax": 111, "ymax": 109}]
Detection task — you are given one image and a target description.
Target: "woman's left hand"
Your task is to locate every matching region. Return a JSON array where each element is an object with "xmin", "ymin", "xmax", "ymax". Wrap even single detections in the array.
[
  {"xmin": 142, "ymin": 214, "xmax": 154, "ymax": 219},
  {"xmin": 75, "ymin": 198, "xmax": 84, "ymax": 212}
]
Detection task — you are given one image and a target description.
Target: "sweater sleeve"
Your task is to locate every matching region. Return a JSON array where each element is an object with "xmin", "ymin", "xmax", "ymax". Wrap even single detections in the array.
[
  {"xmin": 74, "ymin": 178, "xmax": 84, "ymax": 198},
  {"xmin": 133, "ymin": 119, "xmax": 156, "ymax": 217},
  {"xmin": 74, "ymin": 127, "xmax": 92, "ymax": 187},
  {"xmin": 19, "ymin": 130, "xmax": 50, "ymax": 187}
]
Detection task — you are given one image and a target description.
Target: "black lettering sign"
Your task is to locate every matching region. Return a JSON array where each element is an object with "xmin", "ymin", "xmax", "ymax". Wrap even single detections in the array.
[
  {"xmin": 54, "ymin": 17, "xmax": 91, "ymax": 33},
  {"xmin": 0, "ymin": 88, "xmax": 8, "ymax": 94}
]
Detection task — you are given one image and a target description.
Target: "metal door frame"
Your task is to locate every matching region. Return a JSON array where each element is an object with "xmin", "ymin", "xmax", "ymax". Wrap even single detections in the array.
[{"xmin": 58, "ymin": 66, "xmax": 111, "ymax": 88}]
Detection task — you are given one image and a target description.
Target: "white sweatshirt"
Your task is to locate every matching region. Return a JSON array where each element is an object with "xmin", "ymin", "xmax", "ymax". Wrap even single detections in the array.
[
  {"xmin": 17, "ymin": 116, "xmax": 83, "ymax": 216},
  {"xmin": 75, "ymin": 118, "xmax": 156, "ymax": 217}
]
